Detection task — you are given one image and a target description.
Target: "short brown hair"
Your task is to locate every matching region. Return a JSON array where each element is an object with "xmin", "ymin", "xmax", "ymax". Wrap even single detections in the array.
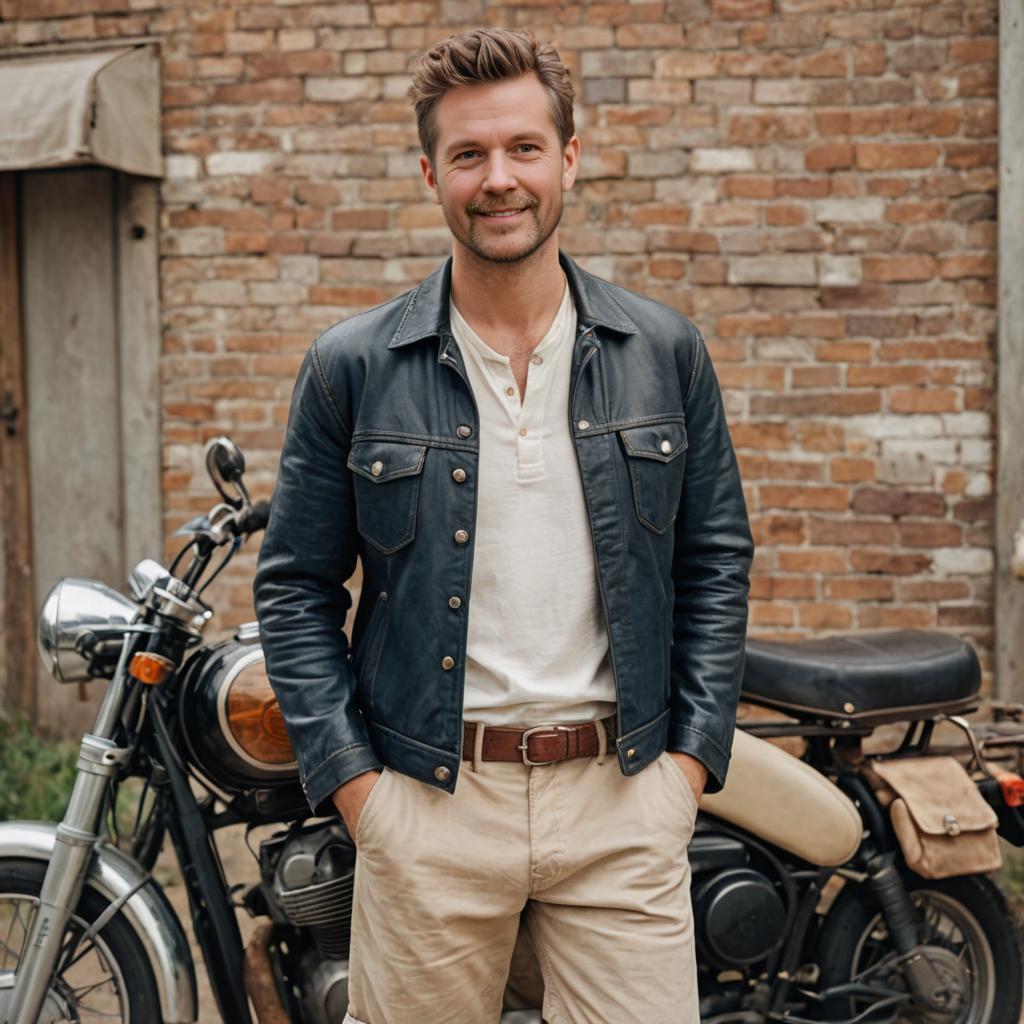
[{"xmin": 408, "ymin": 28, "xmax": 575, "ymax": 162}]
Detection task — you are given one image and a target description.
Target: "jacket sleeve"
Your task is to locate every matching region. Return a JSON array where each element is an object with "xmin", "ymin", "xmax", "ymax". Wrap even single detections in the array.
[
  {"xmin": 667, "ymin": 331, "xmax": 754, "ymax": 793},
  {"xmin": 253, "ymin": 339, "xmax": 382, "ymax": 815}
]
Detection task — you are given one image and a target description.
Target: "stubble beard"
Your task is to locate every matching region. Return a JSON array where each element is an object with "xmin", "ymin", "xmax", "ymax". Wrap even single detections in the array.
[{"xmin": 452, "ymin": 193, "xmax": 563, "ymax": 266}]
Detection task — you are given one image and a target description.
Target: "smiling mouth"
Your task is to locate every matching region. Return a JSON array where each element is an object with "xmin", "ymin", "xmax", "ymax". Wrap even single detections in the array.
[{"xmin": 474, "ymin": 206, "xmax": 531, "ymax": 219}]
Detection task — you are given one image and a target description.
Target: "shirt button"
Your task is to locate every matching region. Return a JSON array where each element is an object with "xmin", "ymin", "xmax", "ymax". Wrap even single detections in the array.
[
  {"xmin": 441, "ymin": 656, "xmax": 455, "ymax": 670},
  {"xmin": 660, "ymin": 440, "xmax": 672, "ymax": 454},
  {"xmin": 531, "ymin": 354, "xmax": 543, "ymax": 365},
  {"xmin": 370, "ymin": 460, "xmax": 383, "ymax": 477},
  {"xmin": 505, "ymin": 386, "xmax": 515, "ymax": 397},
  {"xmin": 456, "ymin": 424, "xmax": 472, "ymax": 439},
  {"xmin": 434, "ymin": 765, "xmax": 451, "ymax": 782},
  {"xmin": 452, "ymin": 468, "xmax": 467, "ymax": 483},
  {"xmin": 578, "ymin": 419, "xmax": 590, "ymax": 430},
  {"xmin": 518, "ymin": 427, "xmax": 528, "ymax": 437},
  {"xmin": 454, "ymin": 529, "xmax": 469, "ymax": 544},
  {"xmin": 448, "ymin": 596, "xmax": 462, "ymax": 609}
]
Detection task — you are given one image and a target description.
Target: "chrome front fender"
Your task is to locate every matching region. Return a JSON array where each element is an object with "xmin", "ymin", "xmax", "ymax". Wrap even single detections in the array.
[{"xmin": 0, "ymin": 821, "xmax": 197, "ymax": 1024}]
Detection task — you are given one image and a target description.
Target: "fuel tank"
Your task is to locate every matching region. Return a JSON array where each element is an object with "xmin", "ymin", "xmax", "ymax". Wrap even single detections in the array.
[{"xmin": 702, "ymin": 728, "xmax": 862, "ymax": 866}]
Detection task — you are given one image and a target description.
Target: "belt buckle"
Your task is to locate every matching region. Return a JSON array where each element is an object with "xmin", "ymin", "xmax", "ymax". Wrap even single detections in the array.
[{"xmin": 518, "ymin": 724, "xmax": 571, "ymax": 766}]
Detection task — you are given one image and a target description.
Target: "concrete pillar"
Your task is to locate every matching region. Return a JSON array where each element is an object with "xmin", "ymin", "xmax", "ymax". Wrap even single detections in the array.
[{"xmin": 996, "ymin": 0, "xmax": 1024, "ymax": 699}]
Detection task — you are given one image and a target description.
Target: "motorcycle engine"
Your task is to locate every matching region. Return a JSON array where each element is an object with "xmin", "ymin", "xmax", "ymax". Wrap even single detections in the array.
[
  {"xmin": 260, "ymin": 821, "xmax": 355, "ymax": 1024},
  {"xmin": 690, "ymin": 835, "xmax": 787, "ymax": 971}
]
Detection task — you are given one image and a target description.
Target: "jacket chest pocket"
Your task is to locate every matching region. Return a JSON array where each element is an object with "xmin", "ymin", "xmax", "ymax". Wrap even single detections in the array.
[
  {"xmin": 619, "ymin": 421, "xmax": 688, "ymax": 535},
  {"xmin": 347, "ymin": 440, "xmax": 428, "ymax": 554}
]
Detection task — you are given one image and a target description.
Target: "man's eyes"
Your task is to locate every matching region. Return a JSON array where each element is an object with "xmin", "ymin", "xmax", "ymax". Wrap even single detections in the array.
[{"xmin": 453, "ymin": 144, "xmax": 540, "ymax": 161}]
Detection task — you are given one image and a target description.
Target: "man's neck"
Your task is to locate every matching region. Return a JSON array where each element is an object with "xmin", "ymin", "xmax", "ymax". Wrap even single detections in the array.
[{"xmin": 449, "ymin": 237, "xmax": 566, "ymax": 358}]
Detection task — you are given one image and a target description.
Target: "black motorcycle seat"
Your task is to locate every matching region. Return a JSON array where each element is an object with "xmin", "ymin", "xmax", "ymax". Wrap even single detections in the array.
[{"xmin": 741, "ymin": 630, "xmax": 981, "ymax": 722}]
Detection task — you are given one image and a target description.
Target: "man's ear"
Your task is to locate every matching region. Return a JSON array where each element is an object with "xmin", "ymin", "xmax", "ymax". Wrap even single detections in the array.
[
  {"xmin": 419, "ymin": 154, "xmax": 441, "ymax": 204},
  {"xmin": 561, "ymin": 135, "xmax": 581, "ymax": 191}
]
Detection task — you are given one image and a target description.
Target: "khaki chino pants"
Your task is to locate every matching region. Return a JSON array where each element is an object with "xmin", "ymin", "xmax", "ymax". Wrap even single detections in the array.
[{"xmin": 343, "ymin": 743, "xmax": 700, "ymax": 1024}]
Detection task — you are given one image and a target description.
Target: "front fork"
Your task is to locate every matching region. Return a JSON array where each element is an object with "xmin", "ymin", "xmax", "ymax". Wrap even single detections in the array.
[{"xmin": 4, "ymin": 660, "xmax": 133, "ymax": 1024}]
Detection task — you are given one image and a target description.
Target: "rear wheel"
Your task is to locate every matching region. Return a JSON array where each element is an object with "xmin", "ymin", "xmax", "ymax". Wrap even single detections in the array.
[
  {"xmin": 817, "ymin": 873, "xmax": 1023, "ymax": 1024},
  {"xmin": 0, "ymin": 858, "xmax": 161, "ymax": 1023}
]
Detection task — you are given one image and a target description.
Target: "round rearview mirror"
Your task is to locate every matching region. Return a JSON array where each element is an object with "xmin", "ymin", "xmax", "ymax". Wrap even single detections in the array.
[{"xmin": 205, "ymin": 436, "xmax": 248, "ymax": 508}]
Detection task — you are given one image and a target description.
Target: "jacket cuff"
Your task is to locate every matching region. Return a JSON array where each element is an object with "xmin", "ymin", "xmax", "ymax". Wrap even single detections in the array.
[
  {"xmin": 303, "ymin": 742, "xmax": 384, "ymax": 817},
  {"xmin": 666, "ymin": 722, "xmax": 732, "ymax": 794}
]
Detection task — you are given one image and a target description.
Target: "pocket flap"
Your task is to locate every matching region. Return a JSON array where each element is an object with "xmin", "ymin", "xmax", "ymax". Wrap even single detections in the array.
[
  {"xmin": 873, "ymin": 756, "xmax": 998, "ymax": 836},
  {"xmin": 619, "ymin": 421, "xmax": 688, "ymax": 462},
  {"xmin": 348, "ymin": 440, "xmax": 427, "ymax": 484}
]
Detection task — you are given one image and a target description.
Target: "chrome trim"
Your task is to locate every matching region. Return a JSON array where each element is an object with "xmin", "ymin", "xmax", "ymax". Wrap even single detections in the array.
[
  {"xmin": 0, "ymin": 821, "xmax": 198, "ymax": 1024},
  {"xmin": 215, "ymin": 646, "xmax": 299, "ymax": 775},
  {"xmin": 37, "ymin": 578, "xmax": 139, "ymax": 683},
  {"xmin": 517, "ymin": 724, "xmax": 572, "ymax": 767},
  {"xmin": 234, "ymin": 620, "xmax": 260, "ymax": 643},
  {"xmin": 127, "ymin": 558, "xmax": 167, "ymax": 602}
]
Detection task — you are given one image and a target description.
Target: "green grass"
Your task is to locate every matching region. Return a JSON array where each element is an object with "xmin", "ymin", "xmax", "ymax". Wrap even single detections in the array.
[
  {"xmin": 998, "ymin": 839, "xmax": 1024, "ymax": 917},
  {"xmin": 0, "ymin": 714, "xmax": 78, "ymax": 822}
]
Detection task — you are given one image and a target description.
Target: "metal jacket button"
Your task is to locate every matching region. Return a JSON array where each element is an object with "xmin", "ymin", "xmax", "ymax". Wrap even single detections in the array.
[
  {"xmin": 434, "ymin": 766, "xmax": 451, "ymax": 782},
  {"xmin": 456, "ymin": 425, "xmax": 472, "ymax": 439},
  {"xmin": 371, "ymin": 460, "xmax": 384, "ymax": 476},
  {"xmin": 577, "ymin": 419, "xmax": 590, "ymax": 430},
  {"xmin": 441, "ymin": 656, "xmax": 455, "ymax": 670},
  {"xmin": 452, "ymin": 468, "xmax": 467, "ymax": 483},
  {"xmin": 454, "ymin": 529, "xmax": 469, "ymax": 544},
  {"xmin": 660, "ymin": 440, "xmax": 672, "ymax": 454},
  {"xmin": 448, "ymin": 596, "xmax": 462, "ymax": 609}
]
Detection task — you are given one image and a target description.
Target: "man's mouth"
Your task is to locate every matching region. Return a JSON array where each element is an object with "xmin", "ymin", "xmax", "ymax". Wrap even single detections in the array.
[{"xmin": 472, "ymin": 205, "xmax": 533, "ymax": 219}]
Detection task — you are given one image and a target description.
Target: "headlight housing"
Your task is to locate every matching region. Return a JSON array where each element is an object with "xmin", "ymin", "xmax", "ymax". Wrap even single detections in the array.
[{"xmin": 37, "ymin": 578, "xmax": 139, "ymax": 683}]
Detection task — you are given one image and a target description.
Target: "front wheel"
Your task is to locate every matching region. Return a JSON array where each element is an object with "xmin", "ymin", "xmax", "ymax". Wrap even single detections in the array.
[
  {"xmin": 817, "ymin": 873, "xmax": 1023, "ymax": 1024},
  {"xmin": 0, "ymin": 859, "xmax": 162, "ymax": 1023}
]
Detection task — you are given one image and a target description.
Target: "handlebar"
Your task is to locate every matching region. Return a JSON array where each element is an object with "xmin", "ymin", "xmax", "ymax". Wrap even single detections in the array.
[{"xmin": 233, "ymin": 500, "xmax": 270, "ymax": 537}]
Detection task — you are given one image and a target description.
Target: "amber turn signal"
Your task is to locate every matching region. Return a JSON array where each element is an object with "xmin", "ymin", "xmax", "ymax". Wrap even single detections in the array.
[
  {"xmin": 998, "ymin": 773, "xmax": 1024, "ymax": 809},
  {"xmin": 225, "ymin": 662, "xmax": 296, "ymax": 765},
  {"xmin": 129, "ymin": 651, "xmax": 174, "ymax": 686}
]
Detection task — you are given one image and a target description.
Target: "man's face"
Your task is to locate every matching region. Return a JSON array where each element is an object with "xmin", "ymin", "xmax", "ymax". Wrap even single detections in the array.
[{"xmin": 419, "ymin": 73, "xmax": 580, "ymax": 266}]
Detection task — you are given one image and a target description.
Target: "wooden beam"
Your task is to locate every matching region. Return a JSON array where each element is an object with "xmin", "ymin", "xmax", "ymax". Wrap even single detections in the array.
[
  {"xmin": 997, "ymin": 0, "xmax": 1024, "ymax": 701},
  {"xmin": 0, "ymin": 173, "xmax": 37, "ymax": 724}
]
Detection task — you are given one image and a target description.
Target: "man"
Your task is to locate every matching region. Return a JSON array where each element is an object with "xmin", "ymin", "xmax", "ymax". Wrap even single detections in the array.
[{"xmin": 255, "ymin": 27, "xmax": 753, "ymax": 1024}]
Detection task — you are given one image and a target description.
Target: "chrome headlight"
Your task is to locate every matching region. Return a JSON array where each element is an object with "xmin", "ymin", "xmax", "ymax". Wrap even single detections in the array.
[{"xmin": 37, "ymin": 578, "xmax": 139, "ymax": 683}]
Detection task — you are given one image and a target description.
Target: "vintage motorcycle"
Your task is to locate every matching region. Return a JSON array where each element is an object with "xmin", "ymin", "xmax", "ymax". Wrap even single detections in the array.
[{"xmin": 2, "ymin": 435, "xmax": 1024, "ymax": 1024}]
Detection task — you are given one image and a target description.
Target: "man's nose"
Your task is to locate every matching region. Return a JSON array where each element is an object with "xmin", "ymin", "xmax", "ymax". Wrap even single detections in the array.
[{"xmin": 481, "ymin": 152, "xmax": 517, "ymax": 193}]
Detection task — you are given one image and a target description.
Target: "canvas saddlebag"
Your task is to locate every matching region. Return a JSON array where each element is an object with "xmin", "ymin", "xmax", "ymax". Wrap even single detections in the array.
[{"xmin": 871, "ymin": 756, "xmax": 1001, "ymax": 880}]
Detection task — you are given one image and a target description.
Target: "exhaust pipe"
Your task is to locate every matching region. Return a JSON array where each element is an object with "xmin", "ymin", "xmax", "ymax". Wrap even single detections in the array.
[{"xmin": 244, "ymin": 921, "xmax": 291, "ymax": 1024}]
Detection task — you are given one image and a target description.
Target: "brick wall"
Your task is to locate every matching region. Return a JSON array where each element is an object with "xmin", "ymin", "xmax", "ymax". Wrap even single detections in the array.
[{"xmin": 0, "ymin": 0, "xmax": 1000, "ymax": 682}]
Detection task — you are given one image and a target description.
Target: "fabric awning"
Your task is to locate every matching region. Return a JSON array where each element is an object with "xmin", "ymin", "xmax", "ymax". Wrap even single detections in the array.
[{"xmin": 0, "ymin": 46, "xmax": 161, "ymax": 177}]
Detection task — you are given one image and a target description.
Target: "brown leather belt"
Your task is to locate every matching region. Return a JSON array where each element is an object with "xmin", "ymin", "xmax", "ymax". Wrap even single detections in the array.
[{"xmin": 462, "ymin": 719, "xmax": 615, "ymax": 765}]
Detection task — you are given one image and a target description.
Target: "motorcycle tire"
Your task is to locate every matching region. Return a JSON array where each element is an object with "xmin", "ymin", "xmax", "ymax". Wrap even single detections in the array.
[
  {"xmin": 0, "ymin": 858, "xmax": 162, "ymax": 1024},
  {"xmin": 816, "ymin": 872, "xmax": 1023, "ymax": 1024}
]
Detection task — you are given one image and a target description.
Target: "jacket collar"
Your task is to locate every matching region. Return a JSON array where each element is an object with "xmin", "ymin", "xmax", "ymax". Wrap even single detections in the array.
[{"xmin": 388, "ymin": 250, "xmax": 638, "ymax": 349}]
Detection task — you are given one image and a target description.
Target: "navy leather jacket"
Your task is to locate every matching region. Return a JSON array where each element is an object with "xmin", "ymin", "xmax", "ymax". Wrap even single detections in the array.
[{"xmin": 254, "ymin": 252, "xmax": 754, "ymax": 815}]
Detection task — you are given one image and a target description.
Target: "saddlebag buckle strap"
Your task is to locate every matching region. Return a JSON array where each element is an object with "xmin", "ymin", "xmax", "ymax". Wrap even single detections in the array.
[{"xmin": 518, "ymin": 724, "xmax": 574, "ymax": 766}]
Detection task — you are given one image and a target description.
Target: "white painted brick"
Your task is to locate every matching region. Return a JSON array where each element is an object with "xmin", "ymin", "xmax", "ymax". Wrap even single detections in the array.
[
  {"xmin": 280, "ymin": 256, "xmax": 321, "ymax": 284},
  {"xmin": 941, "ymin": 412, "xmax": 991, "ymax": 437},
  {"xmin": 849, "ymin": 415, "xmax": 944, "ymax": 440},
  {"xmin": 753, "ymin": 79, "xmax": 814, "ymax": 104},
  {"xmin": 689, "ymin": 148, "xmax": 756, "ymax": 174},
  {"xmin": 654, "ymin": 177, "xmax": 718, "ymax": 203},
  {"xmin": 965, "ymin": 473, "xmax": 992, "ymax": 497},
  {"xmin": 249, "ymin": 282, "xmax": 308, "ymax": 305},
  {"xmin": 881, "ymin": 438, "xmax": 958, "ymax": 463},
  {"xmin": 190, "ymin": 281, "xmax": 247, "ymax": 305},
  {"xmin": 728, "ymin": 256, "xmax": 817, "ymax": 286},
  {"xmin": 932, "ymin": 548, "xmax": 994, "ymax": 576},
  {"xmin": 754, "ymin": 339, "xmax": 815, "ymax": 361},
  {"xmin": 305, "ymin": 77, "xmax": 382, "ymax": 102},
  {"xmin": 960, "ymin": 439, "xmax": 994, "ymax": 467},
  {"xmin": 818, "ymin": 255, "xmax": 862, "ymax": 287},
  {"xmin": 164, "ymin": 155, "xmax": 200, "ymax": 180},
  {"xmin": 206, "ymin": 151, "xmax": 275, "ymax": 176},
  {"xmin": 814, "ymin": 198, "xmax": 885, "ymax": 223}
]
